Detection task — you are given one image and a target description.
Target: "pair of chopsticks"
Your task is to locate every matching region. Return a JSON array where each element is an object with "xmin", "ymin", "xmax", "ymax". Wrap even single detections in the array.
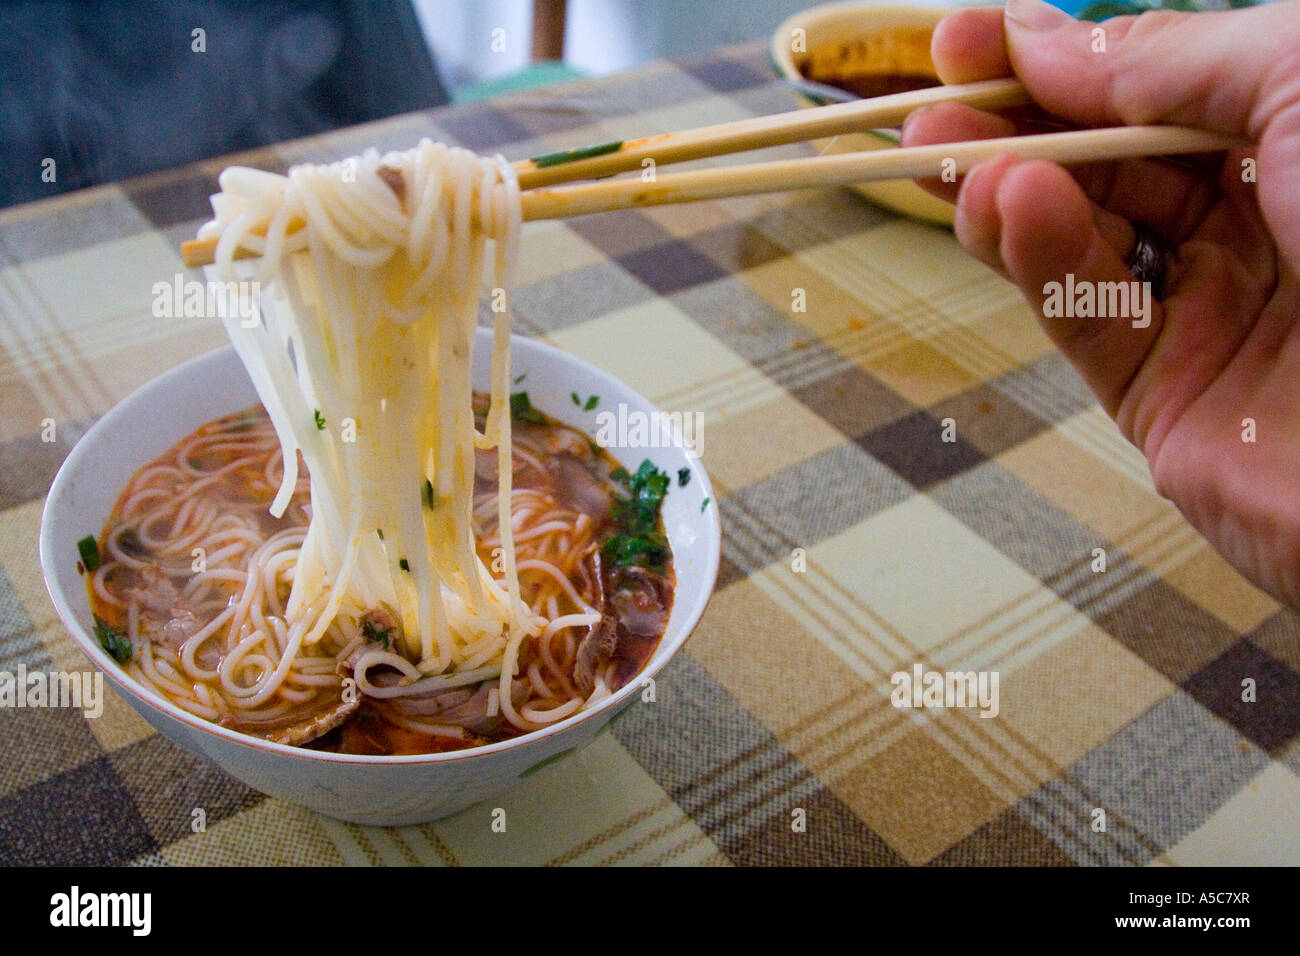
[{"xmin": 180, "ymin": 78, "xmax": 1239, "ymax": 268}]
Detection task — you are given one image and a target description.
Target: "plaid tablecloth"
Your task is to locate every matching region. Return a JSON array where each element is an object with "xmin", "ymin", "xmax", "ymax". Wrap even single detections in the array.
[{"xmin": 3, "ymin": 40, "xmax": 1299, "ymax": 867}]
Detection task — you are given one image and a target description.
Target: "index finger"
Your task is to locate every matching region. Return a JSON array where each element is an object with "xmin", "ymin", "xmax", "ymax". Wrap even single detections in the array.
[{"xmin": 930, "ymin": 6, "xmax": 1013, "ymax": 85}]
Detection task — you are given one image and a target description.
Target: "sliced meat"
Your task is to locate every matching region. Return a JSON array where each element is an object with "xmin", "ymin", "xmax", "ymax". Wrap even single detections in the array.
[
  {"xmin": 609, "ymin": 566, "xmax": 671, "ymax": 637},
  {"xmin": 155, "ymin": 610, "xmax": 200, "ymax": 650},
  {"xmin": 128, "ymin": 564, "xmax": 180, "ymax": 617},
  {"xmin": 571, "ymin": 555, "xmax": 674, "ymax": 697},
  {"xmin": 221, "ymin": 690, "xmax": 360, "ymax": 746},
  {"xmin": 475, "ymin": 446, "xmax": 500, "ymax": 489},
  {"xmin": 548, "ymin": 454, "xmax": 612, "ymax": 521},
  {"xmin": 540, "ymin": 427, "xmax": 591, "ymax": 460},
  {"xmin": 377, "ymin": 164, "xmax": 405, "ymax": 201},
  {"xmin": 573, "ymin": 614, "xmax": 618, "ymax": 697},
  {"xmin": 230, "ymin": 605, "xmax": 398, "ymax": 747},
  {"xmin": 383, "ymin": 676, "xmax": 529, "ymax": 737}
]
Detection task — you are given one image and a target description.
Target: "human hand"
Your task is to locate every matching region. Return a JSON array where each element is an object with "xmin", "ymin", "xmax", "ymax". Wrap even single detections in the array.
[{"xmin": 901, "ymin": 0, "xmax": 1300, "ymax": 605}]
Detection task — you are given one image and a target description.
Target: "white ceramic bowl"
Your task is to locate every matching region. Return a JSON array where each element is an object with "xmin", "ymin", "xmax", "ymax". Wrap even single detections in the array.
[
  {"xmin": 39, "ymin": 332, "xmax": 721, "ymax": 826},
  {"xmin": 771, "ymin": 2, "xmax": 957, "ymax": 226}
]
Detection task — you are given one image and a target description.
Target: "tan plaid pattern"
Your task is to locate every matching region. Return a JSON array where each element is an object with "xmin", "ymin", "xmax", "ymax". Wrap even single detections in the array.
[{"xmin": 2, "ymin": 42, "xmax": 1298, "ymax": 866}]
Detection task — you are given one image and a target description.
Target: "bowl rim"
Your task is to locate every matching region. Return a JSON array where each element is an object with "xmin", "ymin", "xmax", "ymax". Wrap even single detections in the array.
[{"xmin": 39, "ymin": 335, "xmax": 722, "ymax": 766}]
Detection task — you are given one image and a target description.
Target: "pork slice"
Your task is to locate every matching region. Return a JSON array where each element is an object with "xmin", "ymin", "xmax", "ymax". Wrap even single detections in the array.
[
  {"xmin": 573, "ymin": 614, "xmax": 619, "ymax": 697},
  {"xmin": 221, "ymin": 690, "xmax": 360, "ymax": 746},
  {"xmin": 548, "ymin": 454, "xmax": 612, "ymax": 521}
]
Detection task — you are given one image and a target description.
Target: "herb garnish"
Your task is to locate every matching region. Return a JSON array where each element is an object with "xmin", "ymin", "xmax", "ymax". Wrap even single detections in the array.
[
  {"xmin": 376, "ymin": 528, "xmax": 384, "ymax": 540},
  {"xmin": 584, "ymin": 394, "xmax": 599, "ymax": 411},
  {"xmin": 677, "ymin": 467, "xmax": 691, "ymax": 487},
  {"xmin": 602, "ymin": 459, "xmax": 671, "ymax": 572},
  {"xmin": 399, "ymin": 558, "xmax": 410, "ymax": 572},
  {"xmin": 313, "ymin": 409, "xmax": 326, "ymax": 430},
  {"xmin": 422, "ymin": 479, "xmax": 436, "ymax": 509},
  {"xmin": 92, "ymin": 615, "xmax": 132, "ymax": 663},
  {"xmin": 510, "ymin": 391, "xmax": 548, "ymax": 425},
  {"xmin": 701, "ymin": 497, "xmax": 710, "ymax": 512},
  {"xmin": 531, "ymin": 140, "xmax": 623, "ymax": 168},
  {"xmin": 77, "ymin": 535, "xmax": 100, "ymax": 572},
  {"xmin": 362, "ymin": 620, "xmax": 392, "ymax": 650}
]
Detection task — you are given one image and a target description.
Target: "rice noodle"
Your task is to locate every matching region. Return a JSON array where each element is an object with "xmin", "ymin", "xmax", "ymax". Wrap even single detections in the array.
[{"xmin": 199, "ymin": 142, "xmax": 551, "ymax": 721}]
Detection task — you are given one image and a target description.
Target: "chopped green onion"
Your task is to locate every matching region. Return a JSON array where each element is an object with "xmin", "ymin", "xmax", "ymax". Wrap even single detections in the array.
[
  {"xmin": 399, "ymin": 558, "xmax": 410, "ymax": 572},
  {"xmin": 531, "ymin": 140, "xmax": 622, "ymax": 168},
  {"xmin": 92, "ymin": 615, "xmax": 132, "ymax": 663},
  {"xmin": 313, "ymin": 409, "xmax": 326, "ymax": 430},
  {"xmin": 602, "ymin": 459, "xmax": 671, "ymax": 572},
  {"xmin": 583, "ymin": 394, "xmax": 599, "ymax": 411},
  {"xmin": 362, "ymin": 620, "xmax": 392, "ymax": 650},
  {"xmin": 510, "ymin": 391, "xmax": 548, "ymax": 425},
  {"xmin": 701, "ymin": 497, "xmax": 710, "ymax": 512},
  {"xmin": 376, "ymin": 528, "xmax": 384, "ymax": 540},
  {"xmin": 422, "ymin": 479, "xmax": 435, "ymax": 509},
  {"xmin": 77, "ymin": 535, "xmax": 100, "ymax": 572},
  {"xmin": 677, "ymin": 467, "xmax": 691, "ymax": 487}
]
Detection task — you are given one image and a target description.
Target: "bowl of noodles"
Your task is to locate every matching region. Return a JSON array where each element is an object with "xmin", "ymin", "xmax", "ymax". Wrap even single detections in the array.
[{"xmin": 39, "ymin": 142, "xmax": 721, "ymax": 826}]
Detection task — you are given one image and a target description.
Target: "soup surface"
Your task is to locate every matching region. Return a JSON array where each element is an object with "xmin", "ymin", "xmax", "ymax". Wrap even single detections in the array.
[
  {"xmin": 83, "ymin": 396, "xmax": 675, "ymax": 755},
  {"xmin": 799, "ymin": 26, "xmax": 941, "ymax": 99}
]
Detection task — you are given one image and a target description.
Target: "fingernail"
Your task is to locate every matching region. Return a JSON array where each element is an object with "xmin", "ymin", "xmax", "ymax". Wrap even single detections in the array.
[
  {"xmin": 956, "ymin": 159, "xmax": 992, "ymax": 206},
  {"xmin": 1005, "ymin": 0, "xmax": 1074, "ymax": 31},
  {"xmin": 900, "ymin": 105, "xmax": 932, "ymax": 142}
]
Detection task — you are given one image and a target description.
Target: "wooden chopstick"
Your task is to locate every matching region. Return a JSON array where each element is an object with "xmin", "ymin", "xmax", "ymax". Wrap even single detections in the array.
[
  {"xmin": 520, "ymin": 124, "xmax": 1240, "ymax": 221},
  {"xmin": 179, "ymin": 79, "xmax": 1239, "ymax": 267},
  {"xmin": 514, "ymin": 77, "xmax": 1033, "ymax": 188},
  {"xmin": 181, "ymin": 79, "xmax": 1033, "ymax": 267}
]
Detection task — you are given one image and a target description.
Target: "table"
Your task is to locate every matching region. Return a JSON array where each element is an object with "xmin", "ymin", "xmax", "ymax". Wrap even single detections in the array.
[{"xmin": 3, "ymin": 40, "xmax": 1298, "ymax": 867}]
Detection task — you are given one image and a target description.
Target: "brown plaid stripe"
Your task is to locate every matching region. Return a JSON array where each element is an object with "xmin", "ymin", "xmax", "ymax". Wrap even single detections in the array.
[{"xmin": 2, "ymin": 39, "xmax": 1298, "ymax": 866}]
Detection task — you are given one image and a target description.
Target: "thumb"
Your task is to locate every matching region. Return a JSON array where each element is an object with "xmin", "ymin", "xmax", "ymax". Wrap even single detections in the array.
[
  {"xmin": 1003, "ymin": 0, "xmax": 1300, "ymax": 276},
  {"xmin": 1002, "ymin": 0, "xmax": 1297, "ymax": 138},
  {"xmin": 960, "ymin": 156, "xmax": 1165, "ymax": 419}
]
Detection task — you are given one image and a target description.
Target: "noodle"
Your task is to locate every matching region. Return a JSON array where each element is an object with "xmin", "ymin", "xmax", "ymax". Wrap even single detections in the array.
[{"xmin": 200, "ymin": 142, "xmax": 536, "ymax": 710}]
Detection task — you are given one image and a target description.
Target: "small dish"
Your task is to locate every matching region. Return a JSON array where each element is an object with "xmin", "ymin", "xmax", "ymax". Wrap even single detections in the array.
[{"xmin": 771, "ymin": 2, "xmax": 957, "ymax": 226}]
